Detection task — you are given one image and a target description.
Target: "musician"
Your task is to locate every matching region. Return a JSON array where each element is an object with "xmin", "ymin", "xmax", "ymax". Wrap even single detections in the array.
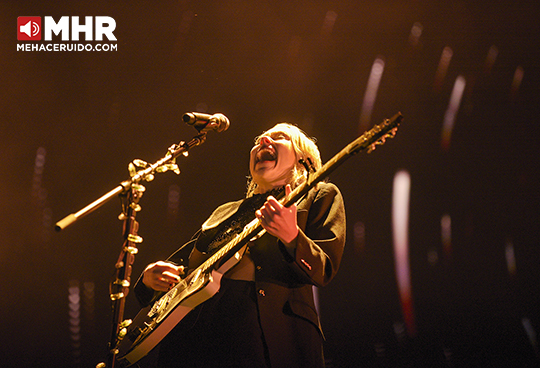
[{"xmin": 134, "ymin": 122, "xmax": 346, "ymax": 367}]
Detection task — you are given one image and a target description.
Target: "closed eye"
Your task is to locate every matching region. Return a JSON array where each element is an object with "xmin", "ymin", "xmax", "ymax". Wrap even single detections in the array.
[
  {"xmin": 268, "ymin": 132, "xmax": 290, "ymax": 141},
  {"xmin": 254, "ymin": 131, "xmax": 291, "ymax": 145}
]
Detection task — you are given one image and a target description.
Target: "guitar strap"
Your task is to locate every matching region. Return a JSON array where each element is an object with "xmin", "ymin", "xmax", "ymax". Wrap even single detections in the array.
[{"xmin": 198, "ymin": 186, "xmax": 285, "ymax": 255}]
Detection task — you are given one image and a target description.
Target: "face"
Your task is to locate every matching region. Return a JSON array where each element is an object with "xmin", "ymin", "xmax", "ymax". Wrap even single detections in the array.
[{"xmin": 249, "ymin": 127, "xmax": 298, "ymax": 193}]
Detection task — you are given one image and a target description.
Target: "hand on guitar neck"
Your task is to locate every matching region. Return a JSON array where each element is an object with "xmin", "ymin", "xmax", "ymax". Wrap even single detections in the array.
[
  {"xmin": 255, "ymin": 184, "xmax": 299, "ymax": 246},
  {"xmin": 118, "ymin": 116, "xmax": 401, "ymax": 366}
]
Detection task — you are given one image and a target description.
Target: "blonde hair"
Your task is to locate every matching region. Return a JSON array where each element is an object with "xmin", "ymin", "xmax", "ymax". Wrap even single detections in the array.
[{"xmin": 246, "ymin": 123, "xmax": 322, "ymax": 197}]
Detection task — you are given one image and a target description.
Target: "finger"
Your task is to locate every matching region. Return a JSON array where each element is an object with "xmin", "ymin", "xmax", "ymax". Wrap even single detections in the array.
[
  {"xmin": 159, "ymin": 275, "xmax": 177, "ymax": 287},
  {"xmin": 257, "ymin": 211, "xmax": 271, "ymax": 228},
  {"xmin": 266, "ymin": 202, "xmax": 277, "ymax": 212},
  {"xmin": 156, "ymin": 263, "xmax": 184, "ymax": 276},
  {"xmin": 176, "ymin": 265, "xmax": 185, "ymax": 275},
  {"xmin": 163, "ymin": 271, "xmax": 181, "ymax": 283},
  {"xmin": 265, "ymin": 196, "xmax": 281, "ymax": 210},
  {"xmin": 260, "ymin": 205, "xmax": 272, "ymax": 217},
  {"xmin": 163, "ymin": 265, "xmax": 181, "ymax": 276},
  {"xmin": 260, "ymin": 207, "xmax": 277, "ymax": 223},
  {"xmin": 284, "ymin": 184, "xmax": 297, "ymax": 212}
]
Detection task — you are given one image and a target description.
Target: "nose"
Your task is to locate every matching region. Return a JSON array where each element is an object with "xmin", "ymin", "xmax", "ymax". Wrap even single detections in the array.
[{"xmin": 259, "ymin": 136, "xmax": 273, "ymax": 146}]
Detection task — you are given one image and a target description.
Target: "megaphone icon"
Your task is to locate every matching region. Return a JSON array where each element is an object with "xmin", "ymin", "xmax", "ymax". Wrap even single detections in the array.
[{"xmin": 20, "ymin": 20, "xmax": 40, "ymax": 38}]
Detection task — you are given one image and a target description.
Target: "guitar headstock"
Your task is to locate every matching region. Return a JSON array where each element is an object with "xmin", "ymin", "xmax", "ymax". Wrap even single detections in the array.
[
  {"xmin": 367, "ymin": 125, "xmax": 400, "ymax": 153},
  {"xmin": 361, "ymin": 112, "xmax": 403, "ymax": 154}
]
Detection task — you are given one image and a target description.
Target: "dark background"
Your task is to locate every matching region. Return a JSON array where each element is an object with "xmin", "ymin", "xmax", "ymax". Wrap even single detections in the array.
[{"xmin": 1, "ymin": 1, "xmax": 539, "ymax": 367}]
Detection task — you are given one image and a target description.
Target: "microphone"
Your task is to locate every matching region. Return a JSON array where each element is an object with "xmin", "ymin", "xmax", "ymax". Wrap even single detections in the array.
[{"xmin": 182, "ymin": 112, "xmax": 230, "ymax": 133}]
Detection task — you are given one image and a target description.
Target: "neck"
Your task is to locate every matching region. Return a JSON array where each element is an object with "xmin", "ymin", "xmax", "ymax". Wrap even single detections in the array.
[
  {"xmin": 254, "ymin": 184, "xmax": 285, "ymax": 196},
  {"xmin": 254, "ymin": 169, "xmax": 297, "ymax": 194}
]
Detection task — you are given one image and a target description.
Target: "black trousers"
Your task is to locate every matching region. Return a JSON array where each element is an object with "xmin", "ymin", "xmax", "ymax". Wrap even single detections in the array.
[{"xmin": 156, "ymin": 278, "xmax": 269, "ymax": 368}]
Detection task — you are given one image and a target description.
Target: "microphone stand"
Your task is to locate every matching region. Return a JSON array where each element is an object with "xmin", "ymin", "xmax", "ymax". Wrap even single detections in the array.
[{"xmin": 55, "ymin": 132, "xmax": 208, "ymax": 368}]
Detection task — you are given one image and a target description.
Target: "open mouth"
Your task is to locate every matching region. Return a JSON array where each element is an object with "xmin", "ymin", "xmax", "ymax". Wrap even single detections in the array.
[{"xmin": 256, "ymin": 148, "xmax": 277, "ymax": 163}]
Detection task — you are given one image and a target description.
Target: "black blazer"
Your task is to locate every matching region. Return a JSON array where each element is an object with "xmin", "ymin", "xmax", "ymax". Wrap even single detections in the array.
[{"xmin": 135, "ymin": 182, "xmax": 346, "ymax": 367}]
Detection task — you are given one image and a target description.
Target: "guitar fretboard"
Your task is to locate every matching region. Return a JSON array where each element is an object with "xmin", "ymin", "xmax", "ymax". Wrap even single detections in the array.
[{"xmin": 183, "ymin": 112, "xmax": 402, "ymax": 285}]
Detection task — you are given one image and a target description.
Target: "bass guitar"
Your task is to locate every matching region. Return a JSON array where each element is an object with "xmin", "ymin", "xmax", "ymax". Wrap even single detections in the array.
[{"xmin": 115, "ymin": 112, "xmax": 403, "ymax": 366}]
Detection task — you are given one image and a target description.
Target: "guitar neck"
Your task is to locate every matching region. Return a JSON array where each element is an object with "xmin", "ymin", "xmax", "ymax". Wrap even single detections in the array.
[
  {"xmin": 192, "ymin": 112, "xmax": 402, "ymax": 277},
  {"xmin": 282, "ymin": 112, "xmax": 403, "ymax": 207},
  {"xmin": 117, "ymin": 113, "xmax": 402, "ymax": 366},
  {"xmin": 199, "ymin": 217, "xmax": 262, "ymax": 274}
]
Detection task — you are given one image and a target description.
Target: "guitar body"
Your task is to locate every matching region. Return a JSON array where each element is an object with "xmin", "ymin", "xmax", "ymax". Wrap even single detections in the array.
[
  {"xmin": 114, "ymin": 112, "xmax": 402, "ymax": 366},
  {"xmin": 117, "ymin": 246, "xmax": 247, "ymax": 366}
]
